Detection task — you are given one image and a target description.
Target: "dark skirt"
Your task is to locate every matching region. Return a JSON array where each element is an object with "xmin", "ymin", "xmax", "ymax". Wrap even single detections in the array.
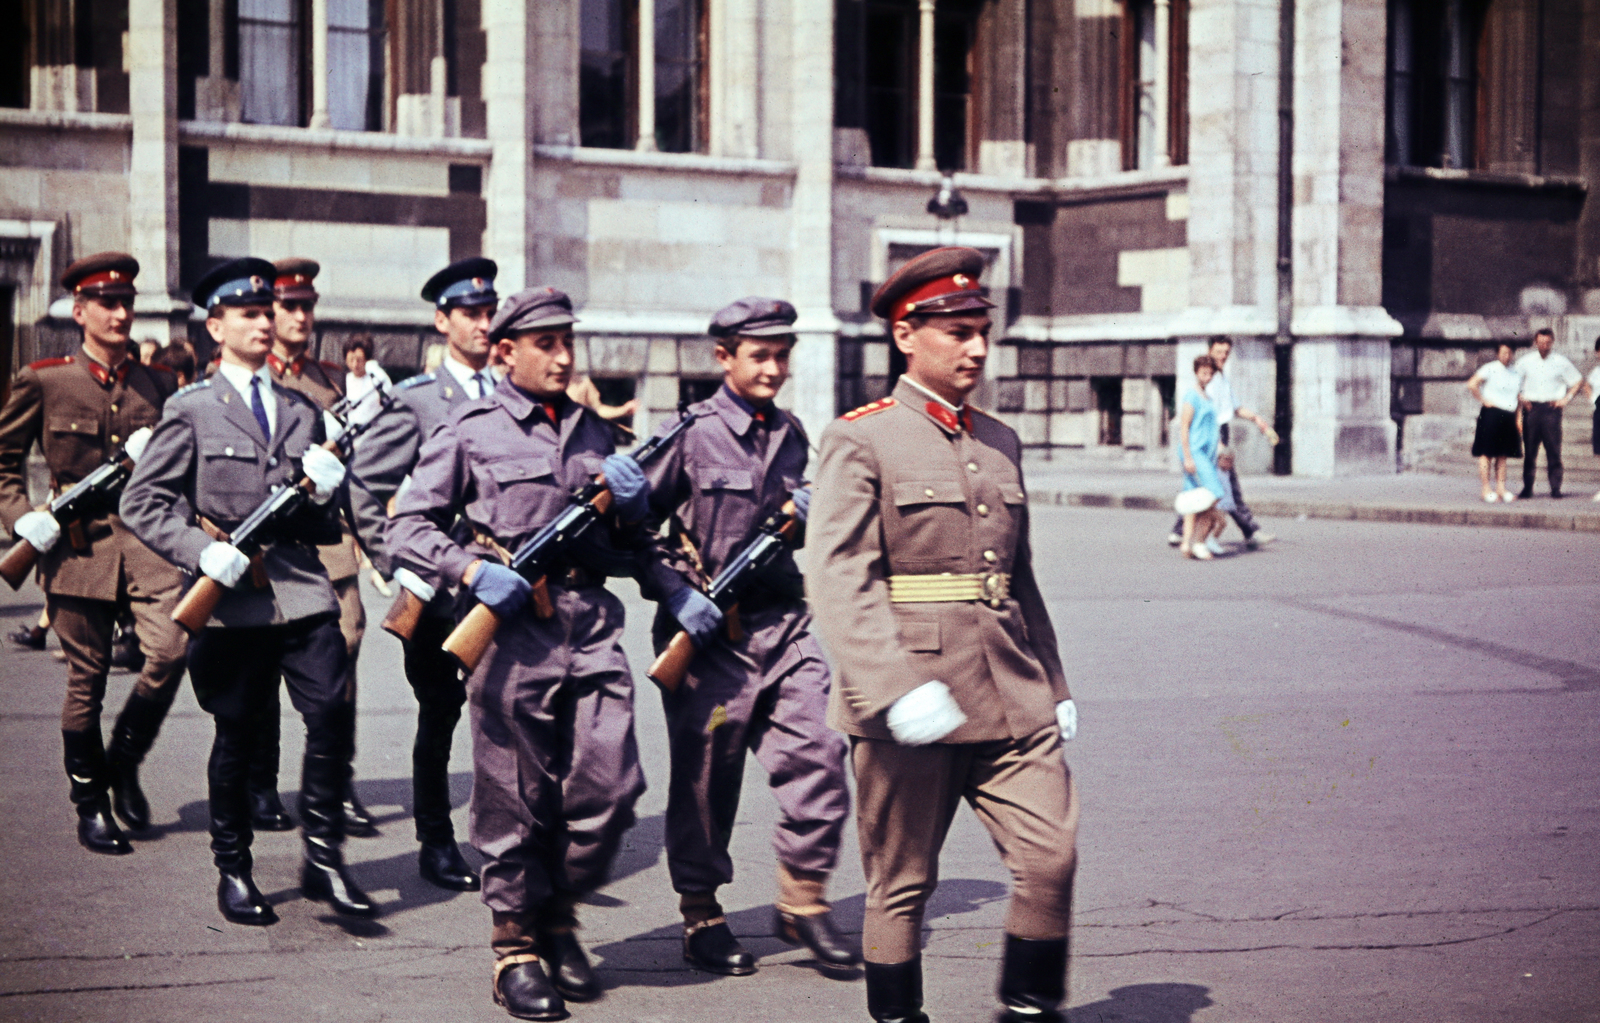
[
  {"xmin": 1471, "ymin": 406, "xmax": 1521, "ymax": 458},
  {"xmin": 1593, "ymin": 407, "xmax": 1599, "ymax": 456}
]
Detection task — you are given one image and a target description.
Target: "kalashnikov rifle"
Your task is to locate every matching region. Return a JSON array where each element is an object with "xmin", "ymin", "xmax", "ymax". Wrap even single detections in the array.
[
  {"xmin": 440, "ymin": 405, "xmax": 696, "ymax": 672},
  {"xmin": 169, "ymin": 390, "xmax": 395, "ymax": 633},
  {"xmin": 0, "ymin": 443, "xmax": 140, "ymax": 589},
  {"xmin": 646, "ymin": 497, "xmax": 802, "ymax": 693}
]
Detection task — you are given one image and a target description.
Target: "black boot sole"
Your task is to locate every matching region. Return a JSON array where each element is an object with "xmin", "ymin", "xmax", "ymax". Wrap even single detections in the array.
[
  {"xmin": 775, "ymin": 911, "xmax": 860, "ymax": 974},
  {"xmin": 301, "ymin": 863, "xmax": 378, "ymax": 918}
]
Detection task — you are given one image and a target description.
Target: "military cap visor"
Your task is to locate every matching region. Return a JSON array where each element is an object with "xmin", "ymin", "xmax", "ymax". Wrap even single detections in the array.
[
  {"xmin": 63, "ymin": 252, "xmax": 139, "ymax": 298},
  {"xmin": 709, "ymin": 297, "xmax": 798, "ymax": 339},
  {"xmin": 870, "ymin": 246, "xmax": 995, "ymax": 321},
  {"xmin": 272, "ymin": 257, "xmax": 320, "ymax": 301},
  {"xmin": 489, "ymin": 287, "xmax": 578, "ymax": 342},
  {"xmin": 193, "ymin": 257, "xmax": 278, "ymax": 311},
  {"xmin": 422, "ymin": 257, "xmax": 499, "ymax": 309}
]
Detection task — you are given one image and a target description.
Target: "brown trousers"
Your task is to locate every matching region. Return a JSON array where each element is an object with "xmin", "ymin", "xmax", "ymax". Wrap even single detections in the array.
[
  {"xmin": 851, "ymin": 723, "xmax": 1079, "ymax": 964},
  {"xmin": 48, "ymin": 574, "xmax": 188, "ymax": 733}
]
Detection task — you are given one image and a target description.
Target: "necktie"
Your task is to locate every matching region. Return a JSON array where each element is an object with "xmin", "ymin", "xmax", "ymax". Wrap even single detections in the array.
[
  {"xmin": 250, "ymin": 376, "xmax": 272, "ymax": 440},
  {"xmin": 473, "ymin": 373, "xmax": 490, "ymax": 399}
]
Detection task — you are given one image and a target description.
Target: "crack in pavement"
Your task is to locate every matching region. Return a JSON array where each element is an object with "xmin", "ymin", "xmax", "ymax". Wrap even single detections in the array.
[
  {"xmin": 0, "ymin": 975, "xmax": 278, "ymax": 998},
  {"xmin": 1280, "ymin": 599, "xmax": 1600, "ymax": 691}
]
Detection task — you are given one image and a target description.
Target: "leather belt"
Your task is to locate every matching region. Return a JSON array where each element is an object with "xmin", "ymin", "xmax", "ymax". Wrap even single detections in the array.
[{"xmin": 888, "ymin": 571, "xmax": 1010, "ymax": 608}]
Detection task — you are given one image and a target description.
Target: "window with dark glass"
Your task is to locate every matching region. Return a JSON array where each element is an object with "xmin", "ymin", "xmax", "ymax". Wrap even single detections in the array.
[
  {"xmin": 1387, "ymin": 0, "xmax": 1492, "ymax": 169},
  {"xmin": 932, "ymin": 3, "xmax": 977, "ymax": 171},
  {"xmin": 239, "ymin": 0, "xmax": 303, "ymax": 126},
  {"xmin": 327, "ymin": 0, "xmax": 385, "ymax": 130},
  {"xmin": 862, "ymin": 0, "xmax": 916, "ymax": 168},
  {"xmin": 1119, "ymin": 0, "xmax": 1188, "ymax": 170},
  {"xmin": 580, "ymin": 0, "xmax": 636, "ymax": 148},
  {"xmin": 654, "ymin": 0, "xmax": 707, "ymax": 153},
  {"xmin": 848, "ymin": 0, "xmax": 979, "ymax": 171}
]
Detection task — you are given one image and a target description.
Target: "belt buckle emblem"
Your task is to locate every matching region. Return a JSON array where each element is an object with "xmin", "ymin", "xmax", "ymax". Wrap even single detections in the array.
[{"xmin": 981, "ymin": 571, "xmax": 1008, "ymax": 608}]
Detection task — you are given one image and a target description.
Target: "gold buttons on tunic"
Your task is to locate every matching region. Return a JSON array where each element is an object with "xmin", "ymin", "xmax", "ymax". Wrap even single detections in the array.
[
  {"xmin": 224, "ymin": 446, "xmax": 235, "ymax": 456},
  {"xmin": 924, "ymin": 487, "xmax": 935, "ymax": 498},
  {"xmin": 983, "ymin": 549, "xmax": 997, "ymax": 563},
  {"xmin": 967, "ymin": 461, "xmax": 979, "ymax": 472},
  {"xmin": 69, "ymin": 422, "xmax": 78, "ymax": 430},
  {"xmin": 110, "ymin": 435, "xmax": 120, "ymax": 444},
  {"xmin": 110, "ymin": 403, "xmax": 119, "ymax": 412},
  {"xmin": 976, "ymin": 503, "xmax": 990, "ymax": 516}
]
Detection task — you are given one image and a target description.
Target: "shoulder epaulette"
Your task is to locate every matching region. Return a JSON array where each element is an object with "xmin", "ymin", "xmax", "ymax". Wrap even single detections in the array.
[
  {"xmin": 277, "ymin": 384, "xmax": 317, "ymax": 407},
  {"xmin": 319, "ymin": 360, "xmax": 344, "ymax": 375},
  {"xmin": 28, "ymin": 355, "xmax": 74, "ymax": 371},
  {"xmin": 841, "ymin": 396, "xmax": 896, "ymax": 422},
  {"xmin": 146, "ymin": 362, "xmax": 175, "ymax": 375},
  {"xmin": 967, "ymin": 402, "xmax": 995, "ymax": 420},
  {"xmin": 399, "ymin": 373, "xmax": 437, "ymax": 391},
  {"xmin": 175, "ymin": 379, "xmax": 212, "ymax": 397}
]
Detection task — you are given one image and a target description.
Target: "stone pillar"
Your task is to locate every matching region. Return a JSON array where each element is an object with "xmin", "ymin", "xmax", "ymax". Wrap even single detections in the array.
[
  {"xmin": 194, "ymin": 0, "xmax": 241, "ymax": 121},
  {"xmin": 1152, "ymin": 0, "xmax": 1171, "ymax": 167},
  {"xmin": 915, "ymin": 0, "xmax": 937, "ymax": 171},
  {"xmin": 483, "ymin": 0, "xmax": 535, "ymax": 290},
  {"xmin": 308, "ymin": 0, "xmax": 331, "ymax": 128},
  {"xmin": 127, "ymin": 0, "xmax": 185, "ymax": 343},
  {"xmin": 1064, "ymin": 0, "xmax": 1122, "ymax": 177},
  {"xmin": 784, "ymin": 0, "xmax": 839, "ymax": 436},
  {"xmin": 637, "ymin": 0, "xmax": 657, "ymax": 151},
  {"xmin": 978, "ymin": 0, "xmax": 1030, "ymax": 177},
  {"xmin": 709, "ymin": 0, "xmax": 759, "ymax": 158}
]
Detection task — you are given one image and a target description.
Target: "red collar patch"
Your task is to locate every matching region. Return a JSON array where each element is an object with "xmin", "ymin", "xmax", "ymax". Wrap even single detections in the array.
[{"xmin": 924, "ymin": 401, "xmax": 972, "ymax": 433}]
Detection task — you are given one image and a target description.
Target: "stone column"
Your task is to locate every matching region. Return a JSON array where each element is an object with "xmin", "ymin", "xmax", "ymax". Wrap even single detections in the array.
[
  {"xmin": 637, "ymin": 0, "xmax": 657, "ymax": 151},
  {"xmin": 308, "ymin": 0, "xmax": 331, "ymax": 128},
  {"xmin": 127, "ymin": 0, "xmax": 185, "ymax": 343},
  {"xmin": 1064, "ymin": 0, "xmax": 1122, "ymax": 177},
  {"xmin": 784, "ymin": 0, "xmax": 839, "ymax": 435},
  {"xmin": 483, "ymin": 0, "xmax": 535, "ymax": 290},
  {"xmin": 915, "ymin": 0, "xmax": 937, "ymax": 170},
  {"xmin": 709, "ymin": 0, "xmax": 759, "ymax": 158},
  {"xmin": 1152, "ymin": 0, "xmax": 1171, "ymax": 167},
  {"xmin": 977, "ymin": 0, "xmax": 1030, "ymax": 177}
]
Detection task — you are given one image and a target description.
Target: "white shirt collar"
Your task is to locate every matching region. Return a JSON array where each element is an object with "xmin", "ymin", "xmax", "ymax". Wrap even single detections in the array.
[
  {"xmin": 440, "ymin": 353, "xmax": 492, "ymax": 396},
  {"xmin": 900, "ymin": 374, "xmax": 963, "ymax": 412},
  {"xmin": 215, "ymin": 360, "xmax": 277, "ymax": 434}
]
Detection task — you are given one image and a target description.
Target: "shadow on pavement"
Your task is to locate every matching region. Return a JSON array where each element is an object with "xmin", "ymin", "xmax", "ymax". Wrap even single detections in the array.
[{"xmin": 1068, "ymin": 983, "xmax": 1213, "ymax": 1023}]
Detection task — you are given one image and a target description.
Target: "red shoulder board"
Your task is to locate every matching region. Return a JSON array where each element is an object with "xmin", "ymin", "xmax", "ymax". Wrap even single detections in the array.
[
  {"xmin": 842, "ymin": 396, "xmax": 896, "ymax": 422},
  {"xmin": 28, "ymin": 355, "xmax": 74, "ymax": 371},
  {"xmin": 146, "ymin": 362, "xmax": 175, "ymax": 375}
]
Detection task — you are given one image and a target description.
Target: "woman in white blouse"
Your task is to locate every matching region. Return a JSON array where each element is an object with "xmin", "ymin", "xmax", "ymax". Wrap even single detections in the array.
[
  {"xmin": 1466, "ymin": 343, "xmax": 1524, "ymax": 503},
  {"xmin": 342, "ymin": 333, "xmax": 392, "ymax": 426}
]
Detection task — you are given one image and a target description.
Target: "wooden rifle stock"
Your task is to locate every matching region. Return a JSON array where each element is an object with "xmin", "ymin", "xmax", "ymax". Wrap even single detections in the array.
[
  {"xmin": 65, "ymin": 520, "xmax": 89, "ymax": 551},
  {"xmin": 381, "ymin": 587, "xmax": 425, "ymax": 641},
  {"xmin": 442, "ymin": 601, "xmax": 501, "ymax": 672},
  {"xmin": 0, "ymin": 539, "xmax": 38, "ymax": 590},
  {"xmin": 647, "ymin": 630, "xmax": 697, "ymax": 693},
  {"xmin": 172, "ymin": 574, "xmax": 225, "ymax": 633}
]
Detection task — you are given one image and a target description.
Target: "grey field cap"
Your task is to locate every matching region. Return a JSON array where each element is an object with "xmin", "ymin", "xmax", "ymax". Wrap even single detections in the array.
[
  {"xmin": 708, "ymin": 296, "xmax": 798, "ymax": 339},
  {"xmin": 488, "ymin": 286, "xmax": 578, "ymax": 342}
]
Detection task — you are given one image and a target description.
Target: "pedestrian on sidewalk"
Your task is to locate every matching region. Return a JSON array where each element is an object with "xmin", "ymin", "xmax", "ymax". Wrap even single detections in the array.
[
  {"xmin": 1586, "ymin": 337, "xmax": 1600, "ymax": 501},
  {"xmin": 1466, "ymin": 343, "xmax": 1524, "ymax": 503},
  {"xmin": 1516, "ymin": 328, "xmax": 1582, "ymax": 499},
  {"xmin": 1167, "ymin": 336, "xmax": 1275, "ymax": 551},
  {"xmin": 1175, "ymin": 354, "xmax": 1231, "ymax": 560}
]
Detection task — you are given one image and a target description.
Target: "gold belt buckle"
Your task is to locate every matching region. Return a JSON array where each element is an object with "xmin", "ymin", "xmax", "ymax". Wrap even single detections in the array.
[{"xmin": 980, "ymin": 571, "xmax": 1009, "ymax": 608}]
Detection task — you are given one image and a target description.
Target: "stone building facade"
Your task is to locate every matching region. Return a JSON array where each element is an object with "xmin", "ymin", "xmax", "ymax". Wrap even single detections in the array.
[{"xmin": 2, "ymin": 0, "xmax": 1598, "ymax": 475}]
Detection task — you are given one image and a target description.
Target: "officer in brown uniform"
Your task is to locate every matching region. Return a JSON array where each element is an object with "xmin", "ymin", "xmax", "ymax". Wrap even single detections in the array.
[
  {"xmin": 808, "ymin": 248, "xmax": 1080, "ymax": 1023},
  {"xmin": 121, "ymin": 258, "xmax": 373, "ymax": 926},
  {"xmin": 242, "ymin": 258, "xmax": 375, "ymax": 836},
  {"xmin": 0, "ymin": 252, "xmax": 188, "ymax": 854},
  {"xmin": 388, "ymin": 287, "xmax": 652, "ymax": 1021},
  {"xmin": 638, "ymin": 297, "xmax": 857, "ymax": 977}
]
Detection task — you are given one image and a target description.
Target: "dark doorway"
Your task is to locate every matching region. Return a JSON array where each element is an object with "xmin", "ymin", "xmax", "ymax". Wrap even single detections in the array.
[{"xmin": 1092, "ymin": 376, "xmax": 1123, "ymax": 446}]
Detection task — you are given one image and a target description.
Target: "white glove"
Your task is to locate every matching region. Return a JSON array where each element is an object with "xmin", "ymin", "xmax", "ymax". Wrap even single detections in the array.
[
  {"xmin": 301, "ymin": 445, "xmax": 346, "ymax": 503},
  {"xmin": 1056, "ymin": 699, "xmax": 1078, "ymax": 743},
  {"xmin": 13, "ymin": 510, "xmax": 61, "ymax": 554},
  {"xmin": 123, "ymin": 426, "xmax": 153, "ymax": 462},
  {"xmin": 323, "ymin": 409, "xmax": 345, "ymax": 440},
  {"xmin": 887, "ymin": 680, "xmax": 968, "ymax": 746},
  {"xmin": 394, "ymin": 567, "xmax": 437, "ymax": 602},
  {"xmin": 199, "ymin": 541, "xmax": 250, "ymax": 588}
]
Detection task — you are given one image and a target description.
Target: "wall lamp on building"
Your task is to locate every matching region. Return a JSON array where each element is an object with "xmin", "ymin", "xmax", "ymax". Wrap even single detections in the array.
[{"xmin": 927, "ymin": 174, "xmax": 968, "ymax": 243}]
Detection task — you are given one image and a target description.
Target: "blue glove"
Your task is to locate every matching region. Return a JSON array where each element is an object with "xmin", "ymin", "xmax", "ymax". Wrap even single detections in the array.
[
  {"xmin": 469, "ymin": 562, "xmax": 532, "ymax": 618},
  {"xmin": 602, "ymin": 453, "xmax": 650, "ymax": 521},
  {"xmin": 667, "ymin": 587, "xmax": 724, "ymax": 649},
  {"xmin": 791, "ymin": 484, "xmax": 811, "ymax": 523}
]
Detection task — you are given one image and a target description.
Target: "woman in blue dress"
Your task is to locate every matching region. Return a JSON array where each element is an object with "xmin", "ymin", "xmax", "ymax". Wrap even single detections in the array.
[{"xmin": 1175, "ymin": 353, "xmax": 1235, "ymax": 559}]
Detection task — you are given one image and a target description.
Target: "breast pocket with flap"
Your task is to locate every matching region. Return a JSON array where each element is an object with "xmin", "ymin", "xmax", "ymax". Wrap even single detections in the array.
[{"xmin": 199, "ymin": 441, "xmax": 262, "ymax": 495}]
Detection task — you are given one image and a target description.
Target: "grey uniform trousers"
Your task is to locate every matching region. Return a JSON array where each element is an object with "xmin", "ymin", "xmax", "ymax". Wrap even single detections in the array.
[
  {"xmin": 468, "ymin": 584, "xmax": 646, "ymax": 917},
  {"xmin": 655, "ymin": 602, "xmax": 849, "ymax": 896}
]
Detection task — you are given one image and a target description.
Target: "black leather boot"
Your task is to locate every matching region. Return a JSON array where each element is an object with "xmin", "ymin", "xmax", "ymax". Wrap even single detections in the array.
[
  {"xmin": 299, "ymin": 751, "xmax": 376, "ymax": 918},
  {"xmin": 413, "ymin": 694, "xmax": 467, "ymax": 884},
  {"xmin": 62, "ymin": 730, "xmax": 132, "ymax": 855},
  {"xmin": 343, "ymin": 779, "xmax": 377, "ymax": 837},
  {"xmin": 538, "ymin": 930, "xmax": 600, "ymax": 1002},
  {"xmin": 209, "ymin": 722, "xmax": 275, "ymax": 925},
  {"xmin": 419, "ymin": 839, "xmax": 480, "ymax": 891},
  {"xmin": 997, "ymin": 935, "xmax": 1068, "ymax": 1023},
  {"xmin": 492, "ymin": 955, "xmax": 567, "ymax": 1021},
  {"xmin": 865, "ymin": 957, "xmax": 930, "ymax": 1023},
  {"xmin": 108, "ymin": 615, "xmax": 144, "ymax": 672},
  {"xmin": 776, "ymin": 907, "xmax": 860, "ymax": 974},
  {"xmin": 247, "ymin": 693, "xmax": 293, "ymax": 831},
  {"xmin": 683, "ymin": 920, "xmax": 757, "ymax": 976},
  {"xmin": 106, "ymin": 690, "xmax": 173, "ymax": 832}
]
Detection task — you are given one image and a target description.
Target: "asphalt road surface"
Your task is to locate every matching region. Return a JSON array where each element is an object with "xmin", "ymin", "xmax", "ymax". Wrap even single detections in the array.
[{"xmin": 0, "ymin": 506, "xmax": 1596, "ymax": 1023}]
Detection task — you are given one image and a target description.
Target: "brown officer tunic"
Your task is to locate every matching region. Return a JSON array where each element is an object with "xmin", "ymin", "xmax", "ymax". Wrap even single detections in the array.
[
  {"xmin": 0, "ymin": 351, "xmax": 188, "ymax": 732},
  {"xmin": 808, "ymin": 376, "xmax": 1079, "ymax": 964}
]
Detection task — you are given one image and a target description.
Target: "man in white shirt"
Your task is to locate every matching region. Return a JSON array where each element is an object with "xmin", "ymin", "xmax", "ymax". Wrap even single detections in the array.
[
  {"xmin": 1515, "ymin": 328, "xmax": 1582, "ymax": 499},
  {"xmin": 1168, "ymin": 337, "xmax": 1276, "ymax": 551}
]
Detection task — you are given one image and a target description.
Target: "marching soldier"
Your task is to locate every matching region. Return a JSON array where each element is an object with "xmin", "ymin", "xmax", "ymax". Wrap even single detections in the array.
[
  {"xmin": 120, "ymin": 258, "xmax": 373, "ymax": 925},
  {"xmin": 345, "ymin": 257, "xmax": 501, "ymax": 893},
  {"xmin": 387, "ymin": 286, "xmax": 651, "ymax": 1020},
  {"xmin": 638, "ymin": 297, "xmax": 857, "ymax": 977},
  {"xmin": 240, "ymin": 258, "xmax": 375, "ymax": 836},
  {"xmin": 808, "ymin": 248, "xmax": 1080, "ymax": 1023},
  {"xmin": 0, "ymin": 253, "xmax": 188, "ymax": 853}
]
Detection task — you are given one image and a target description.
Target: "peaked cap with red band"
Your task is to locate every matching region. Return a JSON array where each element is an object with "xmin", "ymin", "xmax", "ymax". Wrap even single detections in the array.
[
  {"xmin": 870, "ymin": 246, "xmax": 994, "ymax": 321},
  {"xmin": 273, "ymin": 257, "xmax": 320, "ymax": 301},
  {"xmin": 62, "ymin": 252, "xmax": 139, "ymax": 299}
]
